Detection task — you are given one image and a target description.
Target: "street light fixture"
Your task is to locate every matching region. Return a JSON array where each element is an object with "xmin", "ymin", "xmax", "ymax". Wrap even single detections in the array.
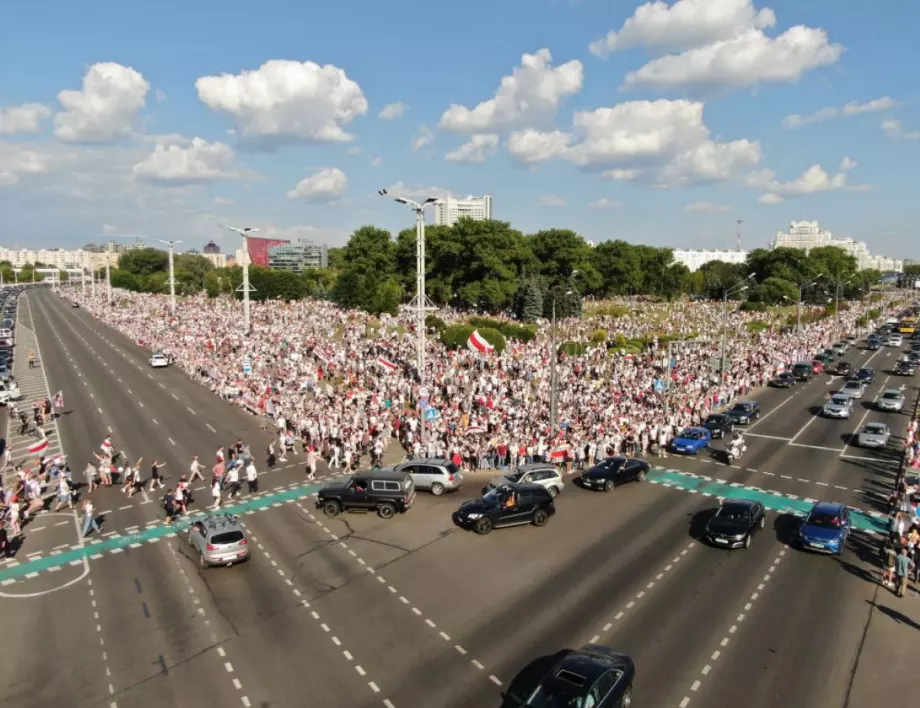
[
  {"xmin": 155, "ymin": 239, "xmax": 183, "ymax": 317},
  {"xmin": 225, "ymin": 225, "xmax": 261, "ymax": 333},
  {"xmin": 794, "ymin": 274, "xmax": 824, "ymax": 332},
  {"xmin": 719, "ymin": 273, "xmax": 755, "ymax": 379},
  {"xmin": 550, "ymin": 270, "xmax": 580, "ymax": 440},
  {"xmin": 381, "ymin": 189, "xmax": 439, "ymax": 445}
]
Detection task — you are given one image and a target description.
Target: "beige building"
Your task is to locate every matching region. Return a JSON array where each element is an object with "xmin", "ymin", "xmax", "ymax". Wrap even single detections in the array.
[
  {"xmin": 0, "ymin": 247, "xmax": 119, "ymax": 272},
  {"xmin": 771, "ymin": 220, "xmax": 903, "ymax": 272}
]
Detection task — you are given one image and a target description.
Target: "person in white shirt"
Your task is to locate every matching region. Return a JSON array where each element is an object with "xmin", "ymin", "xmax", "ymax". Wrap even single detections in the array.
[
  {"xmin": 210, "ymin": 477, "xmax": 222, "ymax": 510},
  {"xmin": 245, "ymin": 460, "xmax": 258, "ymax": 493},
  {"xmin": 226, "ymin": 464, "xmax": 240, "ymax": 499},
  {"xmin": 81, "ymin": 499, "xmax": 100, "ymax": 537},
  {"xmin": 188, "ymin": 455, "xmax": 204, "ymax": 482}
]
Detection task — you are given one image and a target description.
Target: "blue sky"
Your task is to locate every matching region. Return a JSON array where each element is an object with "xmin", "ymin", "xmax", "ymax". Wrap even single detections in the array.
[{"xmin": 0, "ymin": 0, "xmax": 917, "ymax": 257}]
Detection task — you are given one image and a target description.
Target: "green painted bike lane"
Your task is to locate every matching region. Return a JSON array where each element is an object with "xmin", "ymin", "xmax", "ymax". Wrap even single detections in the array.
[{"xmin": 0, "ymin": 467, "xmax": 888, "ymax": 585}]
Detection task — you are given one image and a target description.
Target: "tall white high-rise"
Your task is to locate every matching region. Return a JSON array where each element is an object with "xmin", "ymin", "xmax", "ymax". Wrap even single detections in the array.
[
  {"xmin": 433, "ymin": 194, "xmax": 492, "ymax": 226},
  {"xmin": 771, "ymin": 220, "xmax": 903, "ymax": 272}
]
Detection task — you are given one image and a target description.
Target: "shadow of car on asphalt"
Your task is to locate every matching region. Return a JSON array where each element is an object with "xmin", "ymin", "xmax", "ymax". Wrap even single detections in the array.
[
  {"xmin": 499, "ymin": 650, "xmax": 572, "ymax": 707},
  {"xmin": 773, "ymin": 512, "xmax": 803, "ymax": 546},
  {"xmin": 688, "ymin": 508, "xmax": 717, "ymax": 542}
]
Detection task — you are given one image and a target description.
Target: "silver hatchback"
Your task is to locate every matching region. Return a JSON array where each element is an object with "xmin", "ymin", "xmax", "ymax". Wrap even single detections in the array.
[
  {"xmin": 395, "ymin": 458, "xmax": 464, "ymax": 496},
  {"xmin": 877, "ymin": 389, "xmax": 905, "ymax": 412},
  {"xmin": 187, "ymin": 513, "xmax": 250, "ymax": 568}
]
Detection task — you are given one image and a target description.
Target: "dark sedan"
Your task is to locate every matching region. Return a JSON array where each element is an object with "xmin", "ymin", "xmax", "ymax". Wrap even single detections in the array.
[
  {"xmin": 702, "ymin": 413, "xmax": 734, "ymax": 439},
  {"xmin": 725, "ymin": 401, "xmax": 761, "ymax": 425},
  {"xmin": 855, "ymin": 367, "xmax": 875, "ymax": 384},
  {"xmin": 770, "ymin": 372, "xmax": 796, "ymax": 388},
  {"xmin": 835, "ymin": 361, "xmax": 852, "ymax": 377},
  {"xmin": 704, "ymin": 499, "xmax": 767, "ymax": 549},
  {"xmin": 578, "ymin": 457, "xmax": 649, "ymax": 491},
  {"xmin": 508, "ymin": 645, "xmax": 634, "ymax": 708}
]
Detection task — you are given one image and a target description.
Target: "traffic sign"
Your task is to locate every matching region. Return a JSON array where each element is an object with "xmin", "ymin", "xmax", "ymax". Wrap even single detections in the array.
[
  {"xmin": 654, "ymin": 380, "xmax": 665, "ymax": 393},
  {"xmin": 242, "ymin": 356, "xmax": 252, "ymax": 374},
  {"xmin": 419, "ymin": 386, "xmax": 429, "ymax": 400},
  {"xmin": 424, "ymin": 407, "xmax": 438, "ymax": 422},
  {"xmin": 417, "ymin": 398, "xmax": 428, "ymax": 410}
]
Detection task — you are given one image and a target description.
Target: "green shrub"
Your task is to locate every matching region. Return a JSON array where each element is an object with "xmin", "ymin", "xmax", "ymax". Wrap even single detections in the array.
[
  {"xmin": 440, "ymin": 323, "xmax": 475, "ymax": 350},
  {"xmin": 611, "ymin": 333, "xmax": 629, "ymax": 349},
  {"xmin": 740, "ymin": 300, "xmax": 767, "ymax": 312},
  {"xmin": 476, "ymin": 327, "xmax": 507, "ymax": 354},
  {"xmin": 590, "ymin": 329, "xmax": 608, "ymax": 344},
  {"xmin": 559, "ymin": 341, "xmax": 586, "ymax": 356},
  {"xmin": 868, "ymin": 307, "xmax": 881, "ymax": 320},
  {"xmin": 500, "ymin": 323, "xmax": 537, "ymax": 342},
  {"xmin": 628, "ymin": 337, "xmax": 652, "ymax": 350},
  {"xmin": 587, "ymin": 304, "xmax": 630, "ymax": 318},
  {"xmin": 468, "ymin": 316, "xmax": 505, "ymax": 331},
  {"xmin": 855, "ymin": 315, "xmax": 869, "ymax": 328},
  {"xmin": 425, "ymin": 315, "xmax": 446, "ymax": 331},
  {"xmin": 745, "ymin": 321, "xmax": 770, "ymax": 333}
]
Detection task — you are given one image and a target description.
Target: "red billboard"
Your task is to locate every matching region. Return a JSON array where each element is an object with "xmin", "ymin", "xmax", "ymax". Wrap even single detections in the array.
[{"xmin": 247, "ymin": 237, "xmax": 289, "ymax": 267}]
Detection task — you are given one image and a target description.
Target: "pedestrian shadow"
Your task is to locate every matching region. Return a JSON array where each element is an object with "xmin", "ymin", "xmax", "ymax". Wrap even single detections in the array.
[
  {"xmin": 500, "ymin": 651, "xmax": 571, "ymax": 708},
  {"xmin": 868, "ymin": 599, "xmax": 920, "ymax": 631}
]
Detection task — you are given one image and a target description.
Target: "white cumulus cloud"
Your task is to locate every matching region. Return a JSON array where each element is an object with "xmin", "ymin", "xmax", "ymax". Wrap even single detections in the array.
[
  {"xmin": 55, "ymin": 62, "xmax": 150, "ymax": 142},
  {"xmin": 132, "ymin": 138, "xmax": 242, "ymax": 184},
  {"xmin": 783, "ymin": 97, "xmax": 896, "ymax": 128},
  {"xmin": 0, "ymin": 142, "xmax": 51, "ymax": 186},
  {"xmin": 439, "ymin": 49, "xmax": 583, "ymax": 134},
  {"xmin": 882, "ymin": 119, "xmax": 920, "ymax": 140},
  {"xmin": 623, "ymin": 26, "xmax": 843, "ymax": 91},
  {"xmin": 588, "ymin": 198, "xmax": 624, "ymax": 210},
  {"xmin": 537, "ymin": 195, "xmax": 567, "ymax": 207},
  {"xmin": 590, "ymin": 0, "xmax": 776, "ymax": 56},
  {"xmin": 0, "ymin": 103, "xmax": 52, "ymax": 135},
  {"xmin": 839, "ymin": 157, "xmax": 857, "ymax": 171},
  {"xmin": 506, "ymin": 99, "xmax": 761, "ymax": 187},
  {"xmin": 748, "ymin": 164, "xmax": 849, "ymax": 204},
  {"xmin": 286, "ymin": 167, "xmax": 348, "ymax": 201},
  {"xmin": 370, "ymin": 156, "xmax": 382, "ymax": 168},
  {"xmin": 445, "ymin": 134, "xmax": 499, "ymax": 163},
  {"xmin": 195, "ymin": 59, "xmax": 368, "ymax": 150},
  {"xmin": 684, "ymin": 201, "xmax": 730, "ymax": 212},
  {"xmin": 411, "ymin": 125, "xmax": 434, "ymax": 152},
  {"xmin": 379, "ymin": 102, "xmax": 408, "ymax": 119},
  {"xmin": 380, "ymin": 181, "xmax": 452, "ymax": 200}
]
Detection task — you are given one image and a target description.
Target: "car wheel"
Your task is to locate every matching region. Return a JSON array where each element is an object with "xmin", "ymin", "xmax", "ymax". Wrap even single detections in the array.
[
  {"xmin": 323, "ymin": 501, "xmax": 341, "ymax": 517},
  {"xmin": 474, "ymin": 517, "xmax": 493, "ymax": 535},
  {"xmin": 199, "ymin": 552, "xmax": 208, "ymax": 570},
  {"xmin": 621, "ymin": 686, "xmax": 632, "ymax": 708},
  {"xmin": 480, "ymin": 486, "xmax": 489, "ymax": 496},
  {"xmin": 743, "ymin": 534, "xmax": 751, "ymax": 550},
  {"xmin": 759, "ymin": 516, "xmax": 766, "ymax": 529},
  {"xmin": 547, "ymin": 485, "xmax": 559, "ymax": 498},
  {"xmin": 430, "ymin": 482, "xmax": 445, "ymax": 496},
  {"xmin": 604, "ymin": 480, "xmax": 615, "ymax": 492},
  {"xmin": 377, "ymin": 503, "xmax": 396, "ymax": 519},
  {"xmin": 637, "ymin": 469, "xmax": 647, "ymax": 482},
  {"xmin": 532, "ymin": 509, "xmax": 549, "ymax": 527}
]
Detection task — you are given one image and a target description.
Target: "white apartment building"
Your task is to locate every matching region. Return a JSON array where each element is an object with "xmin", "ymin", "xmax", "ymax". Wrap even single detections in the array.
[
  {"xmin": 433, "ymin": 194, "xmax": 492, "ymax": 227},
  {"xmin": 200, "ymin": 252, "xmax": 228, "ymax": 268},
  {"xmin": 0, "ymin": 247, "xmax": 118, "ymax": 272},
  {"xmin": 672, "ymin": 248, "xmax": 749, "ymax": 272},
  {"xmin": 771, "ymin": 220, "xmax": 903, "ymax": 272}
]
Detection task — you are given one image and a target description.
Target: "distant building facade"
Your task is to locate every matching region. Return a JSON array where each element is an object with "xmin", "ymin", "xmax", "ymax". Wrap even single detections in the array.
[
  {"xmin": 200, "ymin": 252, "xmax": 228, "ymax": 268},
  {"xmin": 203, "ymin": 241, "xmax": 220, "ymax": 254},
  {"xmin": 267, "ymin": 241, "xmax": 328, "ymax": 272},
  {"xmin": 0, "ymin": 247, "xmax": 118, "ymax": 271},
  {"xmin": 771, "ymin": 220, "xmax": 903, "ymax": 272},
  {"xmin": 672, "ymin": 248, "xmax": 749, "ymax": 272},
  {"xmin": 434, "ymin": 194, "xmax": 493, "ymax": 227}
]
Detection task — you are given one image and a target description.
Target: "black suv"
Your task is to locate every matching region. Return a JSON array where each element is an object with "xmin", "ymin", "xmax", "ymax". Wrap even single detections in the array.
[
  {"xmin": 316, "ymin": 469, "xmax": 416, "ymax": 519},
  {"xmin": 453, "ymin": 483, "xmax": 555, "ymax": 535},
  {"xmin": 702, "ymin": 413, "xmax": 734, "ymax": 439},
  {"xmin": 725, "ymin": 401, "xmax": 761, "ymax": 425}
]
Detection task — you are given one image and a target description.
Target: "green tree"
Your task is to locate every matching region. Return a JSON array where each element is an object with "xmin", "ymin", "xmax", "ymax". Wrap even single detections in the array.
[
  {"xmin": 697, "ymin": 260, "xmax": 748, "ymax": 299},
  {"xmin": 118, "ymin": 248, "xmax": 169, "ymax": 277},
  {"xmin": 514, "ymin": 277, "xmax": 544, "ymax": 323},
  {"xmin": 594, "ymin": 240, "xmax": 642, "ymax": 296},
  {"xmin": 806, "ymin": 246, "xmax": 858, "ymax": 283},
  {"xmin": 755, "ymin": 276, "xmax": 799, "ymax": 305},
  {"xmin": 370, "ymin": 278, "xmax": 404, "ymax": 315},
  {"xmin": 327, "ymin": 247, "xmax": 346, "ymax": 270},
  {"xmin": 526, "ymin": 229, "xmax": 602, "ymax": 295},
  {"xmin": 110, "ymin": 269, "xmax": 140, "ymax": 291}
]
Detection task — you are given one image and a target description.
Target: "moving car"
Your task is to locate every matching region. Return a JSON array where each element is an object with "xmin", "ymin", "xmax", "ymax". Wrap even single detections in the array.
[
  {"xmin": 832, "ymin": 342, "xmax": 848, "ymax": 355},
  {"xmin": 855, "ymin": 367, "xmax": 875, "ymax": 384},
  {"xmin": 670, "ymin": 427, "xmax": 712, "ymax": 455},
  {"xmin": 71, "ymin": 301, "xmax": 80, "ymax": 308},
  {"xmin": 393, "ymin": 458, "xmax": 463, "ymax": 496},
  {"xmin": 797, "ymin": 502, "xmax": 850, "ymax": 555},
  {"xmin": 867, "ymin": 335, "xmax": 881, "ymax": 350},
  {"xmin": 791, "ymin": 362, "xmax": 814, "ymax": 381},
  {"xmin": 149, "ymin": 352, "xmax": 170, "ymax": 368},
  {"xmin": 187, "ymin": 513, "xmax": 250, "ymax": 568},
  {"xmin": 452, "ymin": 483, "xmax": 555, "ymax": 535},
  {"xmin": 704, "ymin": 499, "xmax": 767, "ymax": 550},
  {"xmin": 857, "ymin": 422, "xmax": 891, "ymax": 448},
  {"xmin": 702, "ymin": 413, "xmax": 734, "ymax": 439},
  {"xmin": 877, "ymin": 389, "xmax": 905, "ymax": 412},
  {"xmin": 509, "ymin": 644, "xmax": 635, "ymax": 708},
  {"xmin": 814, "ymin": 353, "xmax": 835, "ymax": 367},
  {"xmin": 895, "ymin": 360, "xmax": 916, "ymax": 376},
  {"xmin": 835, "ymin": 361, "xmax": 852, "ymax": 378},
  {"xmin": 485, "ymin": 463, "xmax": 565, "ymax": 498},
  {"xmin": 838, "ymin": 380, "xmax": 866, "ymax": 399},
  {"xmin": 887, "ymin": 333, "xmax": 903, "ymax": 347},
  {"xmin": 725, "ymin": 401, "xmax": 761, "ymax": 425},
  {"xmin": 811, "ymin": 359, "xmax": 825, "ymax": 374},
  {"xmin": 770, "ymin": 372, "xmax": 796, "ymax": 388},
  {"xmin": 317, "ymin": 468, "xmax": 416, "ymax": 519},
  {"xmin": 822, "ymin": 394, "xmax": 853, "ymax": 419},
  {"xmin": 0, "ymin": 365, "xmax": 9, "ymax": 383},
  {"xmin": 578, "ymin": 456, "xmax": 649, "ymax": 491}
]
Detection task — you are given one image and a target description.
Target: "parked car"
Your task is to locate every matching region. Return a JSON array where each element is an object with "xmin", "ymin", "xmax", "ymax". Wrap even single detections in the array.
[
  {"xmin": 702, "ymin": 413, "xmax": 734, "ymax": 439},
  {"xmin": 857, "ymin": 422, "xmax": 891, "ymax": 448},
  {"xmin": 822, "ymin": 394, "xmax": 853, "ymax": 419},
  {"xmin": 187, "ymin": 513, "xmax": 250, "ymax": 568},
  {"xmin": 0, "ymin": 381, "xmax": 22, "ymax": 405},
  {"xmin": 791, "ymin": 362, "xmax": 814, "ymax": 381},
  {"xmin": 877, "ymin": 389, "xmax": 905, "ymax": 412},
  {"xmin": 578, "ymin": 456, "xmax": 649, "ymax": 491},
  {"xmin": 887, "ymin": 333, "xmax": 904, "ymax": 347},
  {"xmin": 770, "ymin": 372, "xmax": 796, "ymax": 388},
  {"xmin": 855, "ymin": 367, "xmax": 875, "ymax": 384},
  {"xmin": 394, "ymin": 458, "xmax": 463, "ymax": 496},
  {"xmin": 317, "ymin": 468, "xmax": 416, "ymax": 519},
  {"xmin": 725, "ymin": 401, "xmax": 761, "ymax": 425},
  {"xmin": 704, "ymin": 499, "xmax": 767, "ymax": 549},
  {"xmin": 670, "ymin": 427, "xmax": 712, "ymax": 455},
  {"xmin": 505, "ymin": 645, "xmax": 635, "ymax": 708},
  {"xmin": 838, "ymin": 380, "xmax": 866, "ymax": 399},
  {"xmin": 797, "ymin": 502, "xmax": 851, "ymax": 555},
  {"xmin": 452, "ymin": 483, "xmax": 555, "ymax": 535},
  {"xmin": 484, "ymin": 463, "xmax": 565, "ymax": 498}
]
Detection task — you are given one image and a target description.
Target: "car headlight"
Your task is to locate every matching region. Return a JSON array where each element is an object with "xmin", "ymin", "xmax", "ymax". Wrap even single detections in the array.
[
  {"xmin": 731, "ymin": 533, "xmax": 746, "ymax": 541},
  {"xmin": 465, "ymin": 513, "xmax": 481, "ymax": 520}
]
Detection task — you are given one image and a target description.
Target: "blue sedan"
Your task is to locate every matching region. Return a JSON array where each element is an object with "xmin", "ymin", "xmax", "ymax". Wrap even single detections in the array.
[
  {"xmin": 797, "ymin": 502, "xmax": 851, "ymax": 555},
  {"xmin": 670, "ymin": 427, "xmax": 712, "ymax": 455}
]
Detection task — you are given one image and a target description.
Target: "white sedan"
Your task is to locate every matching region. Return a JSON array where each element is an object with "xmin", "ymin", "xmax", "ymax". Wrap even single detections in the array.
[
  {"xmin": 857, "ymin": 422, "xmax": 891, "ymax": 448},
  {"xmin": 149, "ymin": 353, "xmax": 170, "ymax": 368},
  {"xmin": 0, "ymin": 381, "xmax": 22, "ymax": 404}
]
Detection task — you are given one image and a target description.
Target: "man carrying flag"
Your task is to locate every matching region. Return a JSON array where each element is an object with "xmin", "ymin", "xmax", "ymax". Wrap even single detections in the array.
[{"xmin": 53, "ymin": 390, "xmax": 64, "ymax": 412}]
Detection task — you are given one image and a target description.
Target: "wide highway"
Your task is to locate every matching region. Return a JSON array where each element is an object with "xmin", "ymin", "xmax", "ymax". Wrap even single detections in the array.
[{"xmin": 2, "ymin": 286, "xmax": 917, "ymax": 708}]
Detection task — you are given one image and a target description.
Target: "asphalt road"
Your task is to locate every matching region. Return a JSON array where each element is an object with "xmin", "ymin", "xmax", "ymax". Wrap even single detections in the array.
[{"xmin": 2, "ymin": 286, "xmax": 918, "ymax": 708}]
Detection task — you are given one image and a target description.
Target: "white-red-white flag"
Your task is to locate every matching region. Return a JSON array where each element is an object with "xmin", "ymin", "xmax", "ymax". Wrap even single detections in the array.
[
  {"xmin": 28, "ymin": 437, "xmax": 49, "ymax": 455},
  {"xmin": 376, "ymin": 356, "xmax": 398, "ymax": 372},
  {"xmin": 467, "ymin": 330, "xmax": 495, "ymax": 354}
]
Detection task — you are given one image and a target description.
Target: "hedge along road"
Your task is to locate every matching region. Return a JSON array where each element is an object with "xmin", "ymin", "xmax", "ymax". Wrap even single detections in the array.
[{"xmin": 0, "ymin": 465, "xmax": 888, "ymax": 585}]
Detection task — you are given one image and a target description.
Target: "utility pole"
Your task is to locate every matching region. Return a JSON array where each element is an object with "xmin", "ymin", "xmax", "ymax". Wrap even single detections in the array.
[
  {"xmin": 382, "ymin": 190, "xmax": 438, "ymax": 445},
  {"xmin": 226, "ymin": 226, "xmax": 261, "ymax": 333},
  {"xmin": 550, "ymin": 296, "xmax": 558, "ymax": 440},
  {"xmin": 720, "ymin": 274, "xmax": 754, "ymax": 380},
  {"xmin": 157, "ymin": 239, "xmax": 182, "ymax": 316},
  {"xmin": 105, "ymin": 259, "xmax": 112, "ymax": 306},
  {"xmin": 736, "ymin": 219, "xmax": 743, "ymax": 252}
]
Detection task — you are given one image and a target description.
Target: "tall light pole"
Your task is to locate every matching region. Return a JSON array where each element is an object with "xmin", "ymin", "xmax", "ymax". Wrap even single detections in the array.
[
  {"xmin": 794, "ymin": 274, "xmax": 823, "ymax": 332},
  {"xmin": 550, "ymin": 270, "xmax": 579, "ymax": 441},
  {"xmin": 156, "ymin": 239, "xmax": 182, "ymax": 316},
  {"xmin": 104, "ymin": 258, "xmax": 112, "ymax": 306},
  {"xmin": 226, "ymin": 226, "xmax": 260, "ymax": 333},
  {"xmin": 381, "ymin": 189, "xmax": 439, "ymax": 445},
  {"xmin": 829, "ymin": 275, "xmax": 853, "ymax": 325},
  {"xmin": 735, "ymin": 219, "xmax": 743, "ymax": 252},
  {"xmin": 720, "ymin": 273, "xmax": 755, "ymax": 379}
]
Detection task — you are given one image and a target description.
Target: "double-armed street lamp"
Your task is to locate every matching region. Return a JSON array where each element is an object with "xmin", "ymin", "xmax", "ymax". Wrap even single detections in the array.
[
  {"xmin": 550, "ymin": 270, "xmax": 581, "ymax": 440},
  {"xmin": 720, "ymin": 273, "xmax": 756, "ymax": 379},
  {"xmin": 155, "ymin": 239, "xmax": 183, "ymax": 317},
  {"xmin": 225, "ymin": 225, "xmax": 260, "ymax": 333}
]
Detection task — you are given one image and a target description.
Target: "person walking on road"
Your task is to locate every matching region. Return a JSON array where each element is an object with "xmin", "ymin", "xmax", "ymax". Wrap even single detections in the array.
[
  {"xmin": 148, "ymin": 460, "xmax": 166, "ymax": 492},
  {"xmin": 81, "ymin": 499, "xmax": 100, "ymax": 537},
  {"xmin": 28, "ymin": 350, "xmax": 35, "ymax": 369},
  {"xmin": 306, "ymin": 445, "xmax": 317, "ymax": 480},
  {"xmin": 53, "ymin": 474, "xmax": 73, "ymax": 511},
  {"xmin": 209, "ymin": 476, "xmax": 222, "ymax": 510},
  {"xmin": 896, "ymin": 547, "xmax": 914, "ymax": 597},
  {"xmin": 245, "ymin": 459, "xmax": 258, "ymax": 494},
  {"xmin": 225, "ymin": 462, "xmax": 240, "ymax": 499},
  {"xmin": 188, "ymin": 455, "xmax": 204, "ymax": 483}
]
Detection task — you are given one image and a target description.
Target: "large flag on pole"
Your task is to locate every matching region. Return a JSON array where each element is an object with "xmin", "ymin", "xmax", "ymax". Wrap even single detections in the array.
[
  {"xmin": 467, "ymin": 330, "xmax": 495, "ymax": 354},
  {"xmin": 246, "ymin": 237, "xmax": 290, "ymax": 267},
  {"xmin": 28, "ymin": 436, "xmax": 49, "ymax": 456}
]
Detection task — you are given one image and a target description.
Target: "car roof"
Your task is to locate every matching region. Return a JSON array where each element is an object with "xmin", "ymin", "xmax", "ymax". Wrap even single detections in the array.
[
  {"xmin": 721, "ymin": 499, "xmax": 757, "ymax": 511},
  {"xmin": 551, "ymin": 646, "xmax": 633, "ymax": 686},
  {"xmin": 507, "ymin": 482, "xmax": 552, "ymax": 493},
  {"xmin": 732, "ymin": 401, "xmax": 757, "ymax": 407},
  {"xmin": 882, "ymin": 389, "xmax": 902, "ymax": 395},
  {"xmin": 198, "ymin": 512, "xmax": 244, "ymax": 531},
  {"xmin": 811, "ymin": 501, "xmax": 845, "ymax": 516},
  {"xmin": 517, "ymin": 462, "xmax": 558, "ymax": 472},
  {"xmin": 679, "ymin": 426, "xmax": 708, "ymax": 434},
  {"xmin": 355, "ymin": 468, "xmax": 410, "ymax": 482},
  {"xmin": 706, "ymin": 413, "xmax": 730, "ymax": 419}
]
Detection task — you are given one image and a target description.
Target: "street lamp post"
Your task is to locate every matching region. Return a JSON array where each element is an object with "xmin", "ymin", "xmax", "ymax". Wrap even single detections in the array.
[
  {"xmin": 720, "ymin": 274, "xmax": 755, "ymax": 380},
  {"xmin": 550, "ymin": 271, "xmax": 579, "ymax": 441},
  {"xmin": 381, "ymin": 190, "xmax": 439, "ymax": 445},
  {"xmin": 226, "ymin": 226, "xmax": 260, "ymax": 333},
  {"xmin": 794, "ymin": 275, "xmax": 824, "ymax": 332},
  {"xmin": 156, "ymin": 239, "xmax": 182, "ymax": 317},
  {"xmin": 105, "ymin": 259, "xmax": 112, "ymax": 306}
]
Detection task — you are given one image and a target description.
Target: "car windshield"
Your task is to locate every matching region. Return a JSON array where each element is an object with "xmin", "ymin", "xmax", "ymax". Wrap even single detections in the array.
[
  {"xmin": 864, "ymin": 425, "xmax": 886, "ymax": 435},
  {"xmin": 844, "ymin": 382, "xmax": 861, "ymax": 390},
  {"xmin": 732, "ymin": 404, "xmax": 752, "ymax": 413},
  {"xmin": 717, "ymin": 504, "xmax": 750, "ymax": 521},
  {"xmin": 705, "ymin": 416, "xmax": 726, "ymax": 425},
  {"xmin": 210, "ymin": 530, "xmax": 245, "ymax": 544},
  {"xmin": 883, "ymin": 392, "xmax": 900, "ymax": 400},
  {"xmin": 505, "ymin": 471, "xmax": 524, "ymax": 483},
  {"xmin": 793, "ymin": 364, "xmax": 810, "ymax": 371},
  {"xmin": 829, "ymin": 396, "xmax": 849, "ymax": 406},
  {"xmin": 858, "ymin": 369, "xmax": 871, "ymax": 376},
  {"xmin": 680, "ymin": 429, "xmax": 704, "ymax": 440},
  {"xmin": 525, "ymin": 684, "xmax": 588, "ymax": 708},
  {"xmin": 807, "ymin": 512, "xmax": 843, "ymax": 529}
]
